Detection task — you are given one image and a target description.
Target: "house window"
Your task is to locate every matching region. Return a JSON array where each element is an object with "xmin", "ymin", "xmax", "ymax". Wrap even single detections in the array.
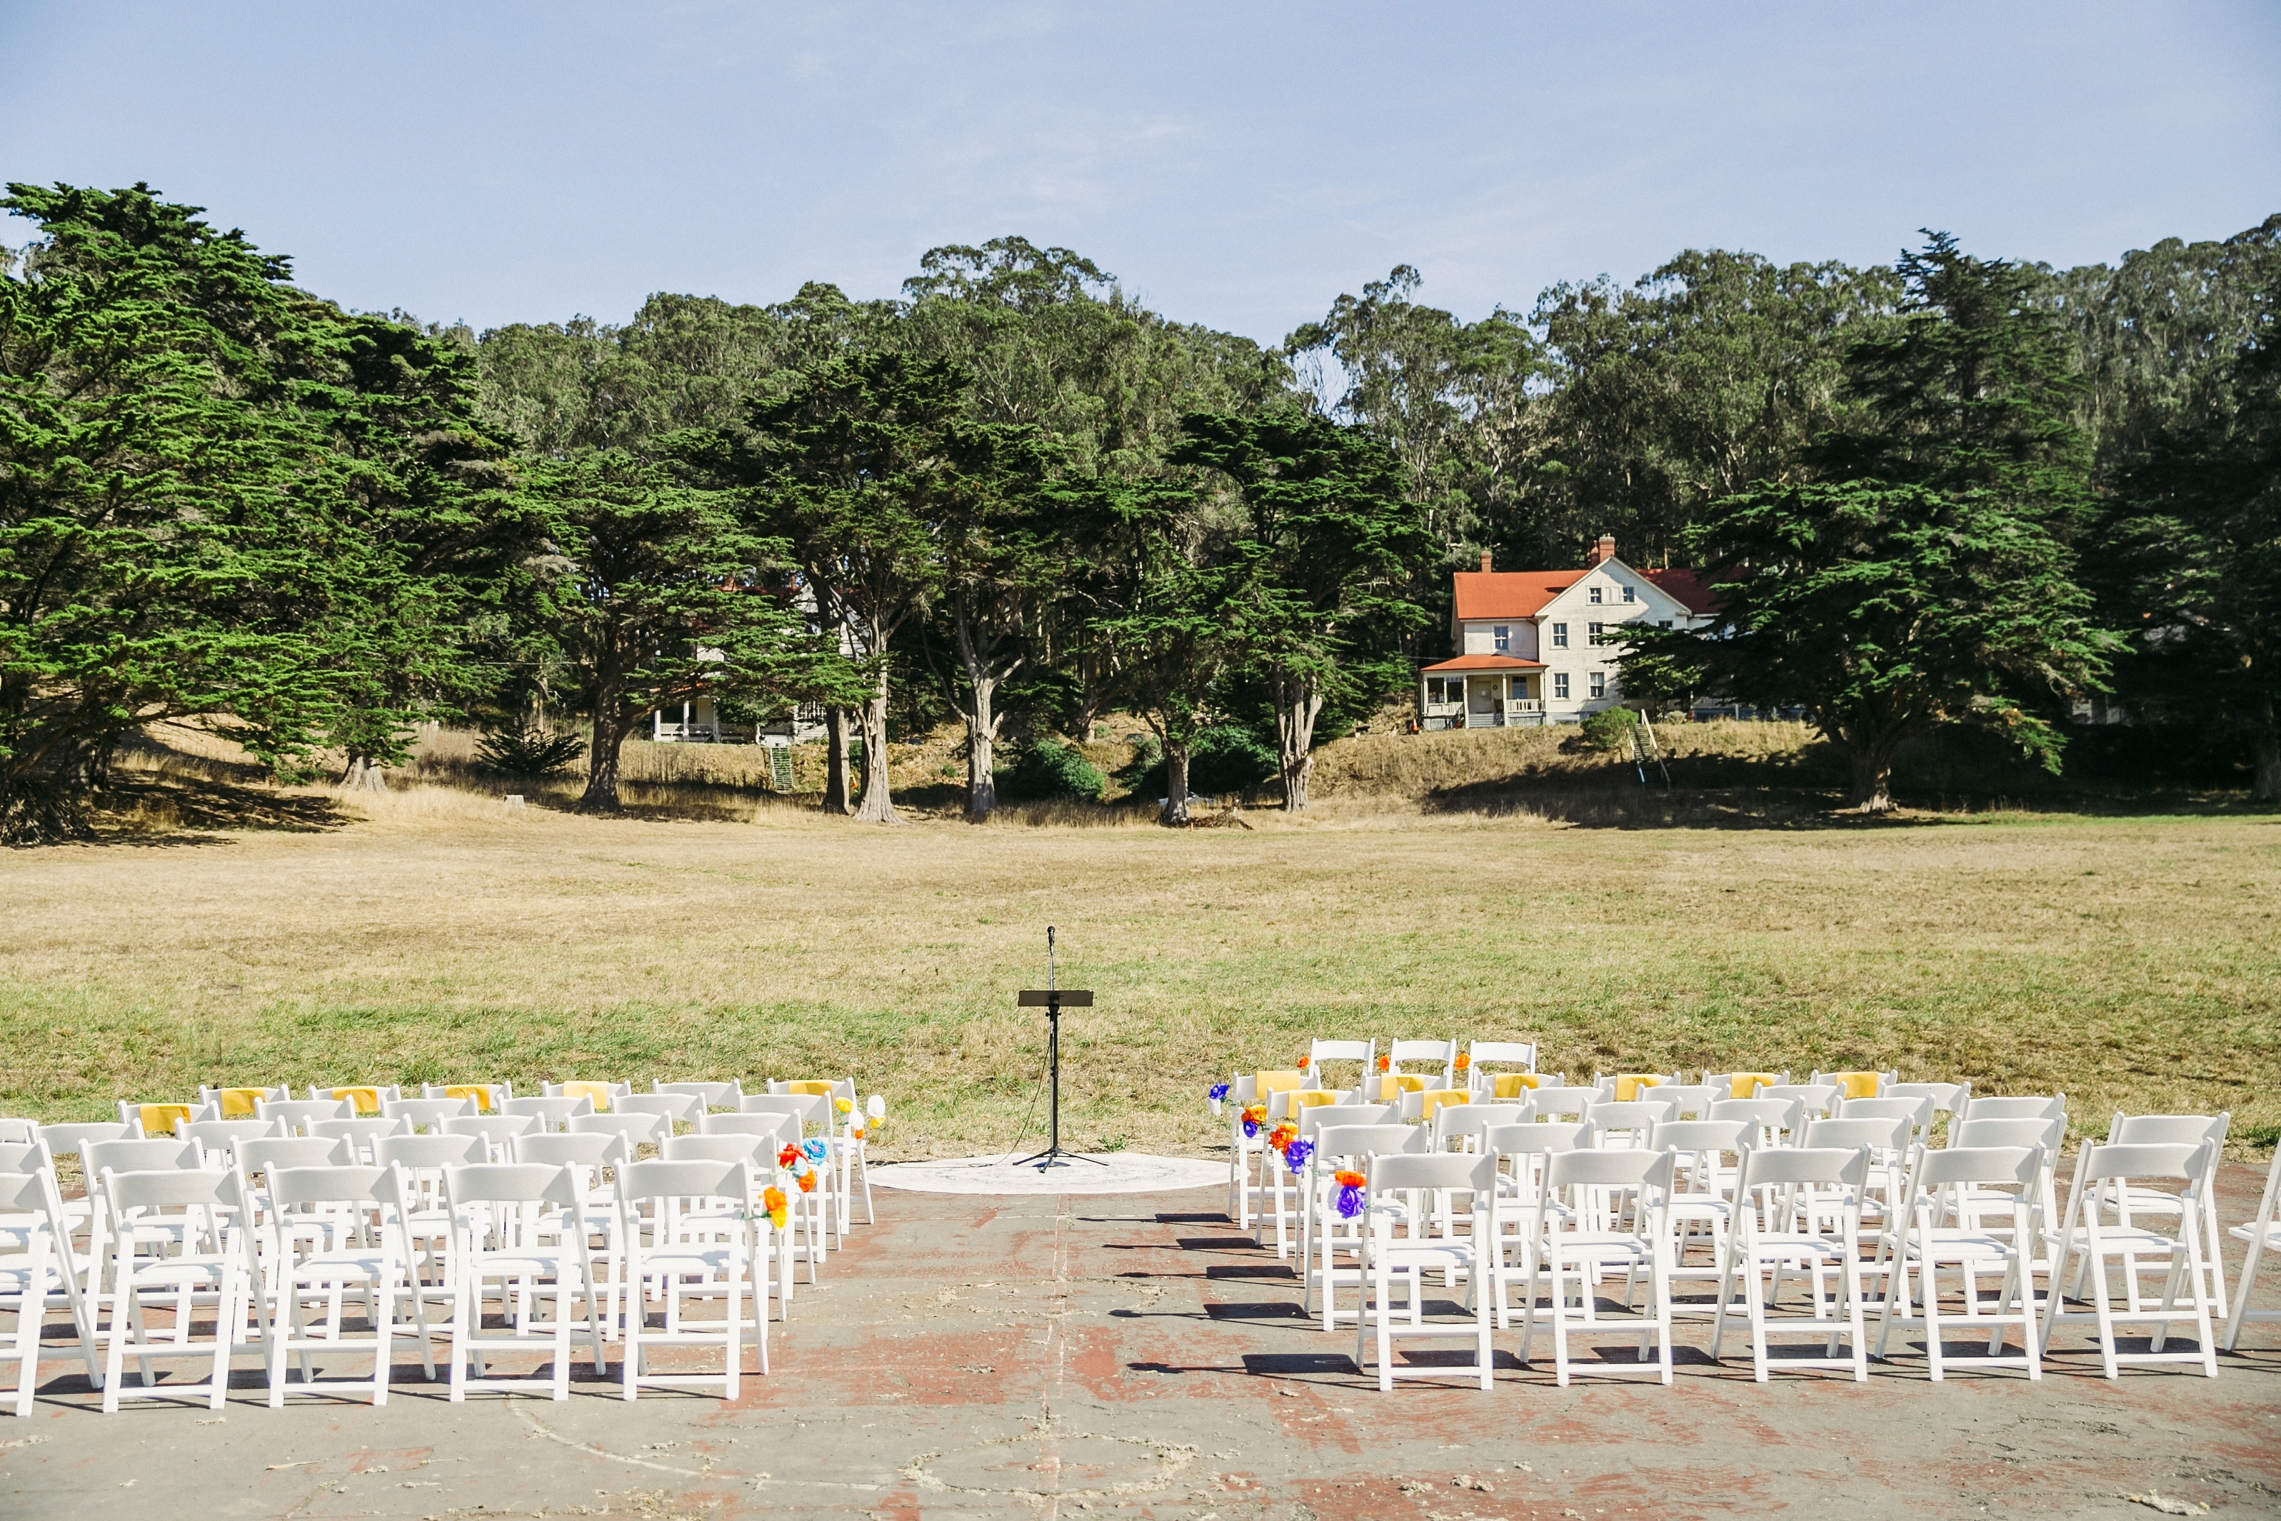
[
  {"xmin": 1589, "ymin": 585, "xmax": 1603, "ymax": 604},
  {"xmin": 1553, "ymin": 672, "xmax": 1570, "ymax": 700},
  {"xmin": 1509, "ymin": 676, "xmax": 1528, "ymax": 700},
  {"xmin": 1588, "ymin": 621, "xmax": 1603, "ymax": 641},
  {"xmin": 1426, "ymin": 677, "xmax": 1458, "ymax": 705},
  {"xmin": 1622, "ymin": 585, "xmax": 1636, "ymax": 603},
  {"xmin": 1493, "ymin": 624, "xmax": 1509, "ymax": 652},
  {"xmin": 1590, "ymin": 672, "xmax": 1607, "ymax": 698},
  {"xmin": 1551, "ymin": 623, "xmax": 1568, "ymax": 648},
  {"xmin": 1657, "ymin": 619, "xmax": 1671, "ymax": 629}
]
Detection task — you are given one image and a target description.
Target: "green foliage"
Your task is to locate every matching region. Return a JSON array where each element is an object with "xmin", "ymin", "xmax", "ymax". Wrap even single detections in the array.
[
  {"xmin": 474, "ymin": 723, "xmax": 585, "ymax": 777},
  {"xmin": 1128, "ymin": 725, "xmax": 1277, "ymax": 798},
  {"xmin": 1579, "ymin": 706, "xmax": 1640, "ymax": 751},
  {"xmin": 995, "ymin": 737, "xmax": 1105, "ymax": 802}
]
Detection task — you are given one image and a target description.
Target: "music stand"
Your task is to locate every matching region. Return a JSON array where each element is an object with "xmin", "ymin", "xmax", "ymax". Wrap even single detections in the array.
[{"xmin": 1015, "ymin": 926, "xmax": 1103, "ymax": 1171}]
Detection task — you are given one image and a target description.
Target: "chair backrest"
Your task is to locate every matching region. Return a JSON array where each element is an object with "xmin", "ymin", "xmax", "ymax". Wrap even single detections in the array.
[
  {"xmin": 1884, "ymin": 1080, "xmax": 1970, "ymax": 1114},
  {"xmin": 312, "ymin": 1117, "xmax": 412, "ymax": 1162},
  {"xmin": 1735, "ymin": 1144, "xmax": 1871, "ymax": 1191},
  {"xmin": 37, "ymin": 1122, "xmax": 129, "ymax": 1161},
  {"xmin": 546, "ymin": 1080, "xmax": 624, "ymax": 1112},
  {"xmin": 199, "ymin": 1085, "xmax": 286, "ymax": 1119},
  {"xmin": 504, "ymin": 1096, "xmax": 594, "ymax": 1130},
  {"xmin": 1584, "ymin": 1100, "xmax": 1669, "ymax": 1139},
  {"xmin": 1435, "ymin": 1104, "xmax": 1525, "ymax": 1144},
  {"xmin": 374, "ymin": 1132, "xmax": 485, "ymax": 1170},
  {"xmin": 1650, "ymin": 1118, "xmax": 1752, "ymax": 1158},
  {"xmin": 84, "ymin": 1138, "xmax": 200, "ymax": 1177},
  {"xmin": 424, "ymin": 1083, "xmax": 508, "ymax": 1114},
  {"xmin": 1756, "ymin": 1083, "xmax": 1840, "ymax": 1116},
  {"xmin": 1963, "ymin": 1093, "xmax": 2064, "ymax": 1123},
  {"xmin": 1367, "ymin": 1150, "xmax": 1499, "ymax": 1195},
  {"xmin": 1811, "ymin": 1069, "xmax": 1895, "ymax": 1101},
  {"xmin": 1296, "ymin": 1103, "xmax": 1397, "ymax": 1138},
  {"xmin": 236, "ymin": 1136, "xmax": 352, "ymax": 1174},
  {"xmin": 119, "ymin": 1101, "xmax": 215, "ymax": 1137},
  {"xmin": 99, "ymin": 1165, "xmax": 245, "ymax": 1214},
  {"xmin": 663, "ymin": 1133, "xmax": 770, "ymax": 1164},
  {"xmin": 383, "ymin": 1097, "xmax": 475, "ymax": 1132},
  {"xmin": 775, "ymin": 1077, "xmax": 853, "ymax": 1101},
  {"xmin": 1387, "ymin": 1038, "xmax": 1457, "ymax": 1081},
  {"xmin": 1599, "ymin": 1072, "xmax": 1679, "ymax": 1103},
  {"xmin": 1524, "ymin": 1089, "xmax": 1595, "ymax": 1122},
  {"xmin": 1952, "ymin": 1115, "xmax": 2066, "ymax": 1153},
  {"xmin": 1910, "ymin": 1143, "xmax": 2041, "ymax": 1191},
  {"xmin": 700, "ymin": 1112, "xmax": 799, "ymax": 1145},
  {"xmin": 616, "ymin": 1157, "xmax": 750, "ymax": 1206},
  {"xmin": 442, "ymin": 1114, "xmax": 537, "ymax": 1148},
  {"xmin": 1486, "ymin": 1072, "xmax": 1563, "ymax": 1100},
  {"xmin": 310, "ymin": 1085, "xmax": 399, "ymax": 1116},
  {"xmin": 443, "ymin": 1161, "xmax": 579, "ymax": 1210},
  {"xmin": 1305, "ymin": 1039, "xmax": 1375, "ymax": 1089},
  {"xmin": 2076, "ymin": 1140, "xmax": 2210, "ymax": 1187},
  {"xmin": 1543, "ymin": 1147, "xmax": 1675, "ymax": 1192},
  {"xmin": 1709, "ymin": 1097, "xmax": 1803, "ymax": 1139},
  {"xmin": 512, "ymin": 1132, "xmax": 625, "ymax": 1168},
  {"xmin": 2108, "ymin": 1112, "xmax": 2230, "ymax": 1148},
  {"xmin": 0, "ymin": 1149, "xmax": 62, "ymax": 1218},
  {"xmin": 1832, "ymin": 1095, "xmax": 1933, "ymax": 1134},
  {"xmin": 1312, "ymin": 1124, "xmax": 1425, "ymax": 1161},
  {"xmin": 1706, "ymin": 1070, "xmax": 1789, "ymax": 1099},
  {"xmin": 655, "ymin": 1080, "xmax": 744, "ymax": 1110},
  {"xmin": 1466, "ymin": 1039, "xmax": 1537, "ymax": 1073},
  {"xmin": 618, "ymin": 1093, "xmax": 699, "ymax": 1125},
  {"xmin": 1483, "ymin": 1122, "xmax": 1589, "ymax": 1156},
  {"xmin": 268, "ymin": 1163, "xmax": 402, "ymax": 1210},
  {"xmin": 741, "ymin": 1094, "xmax": 827, "ymax": 1128},
  {"xmin": 1802, "ymin": 1116, "xmax": 1911, "ymax": 1154},
  {"xmin": 1652, "ymin": 1084, "xmax": 1721, "ymax": 1121},
  {"xmin": 180, "ymin": 1118, "xmax": 279, "ymax": 1162},
  {"xmin": 257, "ymin": 1097, "xmax": 350, "ymax": 1134},
  {"xmin": 569, "ymin": 1111, "xmax": 666, "ymax": 1146}
]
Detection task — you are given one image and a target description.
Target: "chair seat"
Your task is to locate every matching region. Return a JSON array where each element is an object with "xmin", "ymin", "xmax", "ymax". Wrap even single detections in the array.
[
  {"xmin": 280, "ymin": 1249, "xmax": 398, "ymax": 1282},
  {"xmin": 2073, "ymin": 1227, "xmax": 2190, "ymax": 1254},
  {"xmin": 2231, "ymin": 1222, "xmax": 2281, "ymax": 1245},
  {"xmin": 1894, "ymin": 1228, "xmax": 2021, "ymax": 1260}
]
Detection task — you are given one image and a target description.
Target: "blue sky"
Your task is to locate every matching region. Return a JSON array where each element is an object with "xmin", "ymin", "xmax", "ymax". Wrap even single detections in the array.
[{"xmin": 2, "ymin": 2, "xmax": 2275, "ymax": 343}]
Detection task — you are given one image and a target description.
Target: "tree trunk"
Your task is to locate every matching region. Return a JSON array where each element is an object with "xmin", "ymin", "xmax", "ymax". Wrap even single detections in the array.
[
  {"xmin": 822, "ymin": 707, "xmax": 853, "ymax": 815},
  {"xmin": 576, "ymin": 664, "xmax": 628, "ymax": 814},
  {"xmin": 1848, "ymin": 742, "xmax": 1896, "ymax": 813},
  {"xmin": 1272, "ymin": 672, "xmax": 1325, "ymax": 813},
  {"xmin": 1077, "ymin": 649, "xmax": 1102, "ymax": 743},
  {"xmin": 1160, "ymin": 743, "xmax": 1191, "ymax": 826},
  {"xmin": 338, "ymin": 753, "xmax": 389, "ymax": 793},
  {"xmin": 853, "ymin": 676, "xmax": 899, "ymax": 824},
  {"xmin": 2255, "ymin": 733, "xmax": 2281, "ymax": 803},
  {"xmin": 965, "ymin": 674, "xmax": 999, "ymax": 823}
]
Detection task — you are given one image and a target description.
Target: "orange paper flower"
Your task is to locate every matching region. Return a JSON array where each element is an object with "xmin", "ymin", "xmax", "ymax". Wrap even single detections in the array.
[
  {"xmin": 1376, "ymin": 1055, "xmax": 1391, "ymax": 1072},
  {"xmin": 1296, "ymin": 1055, "xmax": 1310, "ymax": 1070},
  {"xmin": 762, "ymin": 1186, "xmax": 788, "ymax": 1228},
  {"xmin": 1333, "ymin": 1170, "xmax": 1367, "ymax": 1189},
  {"xmin": 1267, "ymin": 1122, "xmax": 1298, "ymax": 1154},
  {"xmin": 1454, "ymin": 1053, "xmax": 1471, "ymax": 1071}
]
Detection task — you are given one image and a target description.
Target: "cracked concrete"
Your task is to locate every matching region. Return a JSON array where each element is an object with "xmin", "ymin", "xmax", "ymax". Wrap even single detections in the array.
[{"xmin": 4, "ymin": 1164, "xmax": 2278, "ymax": 1519}]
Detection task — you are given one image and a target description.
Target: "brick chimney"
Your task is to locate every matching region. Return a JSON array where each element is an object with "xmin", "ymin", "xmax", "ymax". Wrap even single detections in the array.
[
  {"xmin": 1479, "ymin": 550, "xmax": 1493, "ymax": 573},
  {"xmin": 1585, "ymin": 533, "xmax": 1616, "ymax": 567}
]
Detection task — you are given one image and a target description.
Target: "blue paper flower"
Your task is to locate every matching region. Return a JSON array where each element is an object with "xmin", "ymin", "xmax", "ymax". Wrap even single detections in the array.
[
  {"xmin": 802, "ymin": 1138, "xmax": 828, "ymax": 1162},
  {"xmin": 1207, "ymin": 1082, "xmax": 1230, "ymax": 1102}
]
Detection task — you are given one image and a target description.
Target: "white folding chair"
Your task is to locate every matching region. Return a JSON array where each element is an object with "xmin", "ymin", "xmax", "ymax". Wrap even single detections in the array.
[
  {"xmin": 1480, "ymin": 1122, "xmax": 1590, "ymax": 1332},
  {"xmin": 1303, "ymin": 1123, "xmax": 1422, "ymax": 1332},
  {"xmin": 260, "ymin": 1163, "xmax": 434, "ymax": 1405},
  {"xmin": 83, "ymin": 1138, "xmax": 205, "ymax": 1300},
  {"xmin": 2223, "ymin": 1144, "xmax": 2281, "ymax": 1352},
  {"xmin": 1223, "ymin": 1071, "xmax": 1302, "ymax": 1233},
  {"xmin": 95, "ymin": 1167, "xmax": 262, "ymax": 1413},
  {"xmin": 1354, "ymin": 1151, "xmax": 1499, "ymax": 1391},
  {"xmin": 703, "ymin": 1114, "xmax": 821, "ymax": 1287},
  {"xmin": 513, "ymin": 1132, "xmax": 630, "ymax": 1339},
  {"xmin": 2042, "ymin": 1141, "xmax": 2219, "ymax": 1379},
  {"xmin": 2097, "ymin": 1113, "xmax": 2230, "ymax": 1319},
  {"xmin": 441, "ymin": 1162, "xmax": 606, "ymax": 1400},
  {"xmin": 1876, "ymin": 1144, "xmax": 2045, "ymax": 1381},
  {"xmin": 1304, "ymin": 1039, "xmax": 1376, "ymax": 1099},
  {"xmin": 1649, "ymin": 1118, "xmax": 1752, "ymax": 1326},
  {"xmin": 1518, "ymin": 1149, "xmax": 1676, "ymax": 1386},
  {"xmin": 0, "ymin": 1147, "xmax": 100, "ymax": 1410},
  {"xmin": 614, "ymin": 1158, "xmax": 765, "ymax": 1398},
  {"xmin": 373, "ymin": 1133, "xmax": 486, "ymax": 1329},
  {"xmin": 1711, "ymin": 1146, "xmax": 1874, "ymax": 1383},
  {"xmin": 662, "ymin": 1134, "xmax": 796, "ymax": 1320},
  {"xmin": 1464, "ymin": 1040, "xmax": 1537, "ymax": 1099}
]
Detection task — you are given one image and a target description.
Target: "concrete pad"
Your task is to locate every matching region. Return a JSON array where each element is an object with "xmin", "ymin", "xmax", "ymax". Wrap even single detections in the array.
[
  {"xmin": 5, "ymin": 1164, "xmax": 2278, "ymax": 1519},
  {"xmin": 873, "ymin": 1153, "xmax": 1227, "ymax": 1196}
]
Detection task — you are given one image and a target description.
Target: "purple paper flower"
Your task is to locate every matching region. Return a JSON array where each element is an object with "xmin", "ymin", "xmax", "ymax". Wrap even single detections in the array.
[
  {"xmin": 1283, "ymin": 1140, "xmax": 1313, "ymax": 1175},
  {"xmin": 1335, "ymin": 1182, "xmax": 1365, "ymax": 1219},
  {"xmin": 1208, "ymin": 1082, "xmax": 1230, "ymax": 1102}
]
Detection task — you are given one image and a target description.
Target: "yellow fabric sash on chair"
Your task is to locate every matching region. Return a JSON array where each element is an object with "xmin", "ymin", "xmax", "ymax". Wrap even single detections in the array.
[
  {"xmin": 442, "ymin": 1084, "xmax": 496, "ymax": 1114},
  {"xmin": 329, "ymin": 1086, "xmax": 383, "ymax": 1117},
  {"xmin": 1253, "ymin": 1071, "xmax": 1305, "ymax": 1096},
  {"xmin": 1493, "ymin": 1073, "xmax": 1546, "ymax": 1099},
  {"xmin": 1727, "ymin": 1072, "xmax": 1781, "ymax": 1099},
  {"xmin": 1825, "ymin": 1071, "xmax": 1881, "ymax": 1100},
  {"xmin": 1612, "ymin": 1074, "xmax": 1665, "ymax": 1103},
  {"xmin": 215, "ymin": 1088, "xmax": 269, "ymax": 1119},
  {"xmin": 558, "ymin": 1080, "xmax": 614, "ymax": 1112},
  {"xmin": 1417, "ymin": 1089, "xmax": 1468, "ymax": 1120},
  {"xmin": 1288, "ymin": 1090, "xmax": 1341, "ymax": 1109},
  {"xmin": 784, "ymin": 1080, "xmax": 838, "ymax": 1098},
  {"xmin": 137, "ymin": 1103, "xmax": 194, "ymax": 1136}
]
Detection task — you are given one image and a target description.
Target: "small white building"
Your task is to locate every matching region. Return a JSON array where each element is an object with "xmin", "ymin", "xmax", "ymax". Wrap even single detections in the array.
[{"xmin": 1417, "ymin": 534, "xmax": 1717, "ymax": 728}]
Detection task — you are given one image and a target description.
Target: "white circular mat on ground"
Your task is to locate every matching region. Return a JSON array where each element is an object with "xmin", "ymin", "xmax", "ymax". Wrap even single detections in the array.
[{"xmin": 870, "ymin": 1152, "xmax": 1225, "ymax": 1196}]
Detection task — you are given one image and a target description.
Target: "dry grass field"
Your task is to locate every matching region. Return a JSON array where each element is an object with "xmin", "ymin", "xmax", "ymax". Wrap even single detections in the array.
[{"xmin": 3, "ymin": 760, "xmax": 2276, "ymax": 1160}]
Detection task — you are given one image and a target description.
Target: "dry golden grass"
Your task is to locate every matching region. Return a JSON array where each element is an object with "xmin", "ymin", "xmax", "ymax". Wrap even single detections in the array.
[{"xmin": 3, "ymin": 767, "xmax": 2276, "ymax": 1160}]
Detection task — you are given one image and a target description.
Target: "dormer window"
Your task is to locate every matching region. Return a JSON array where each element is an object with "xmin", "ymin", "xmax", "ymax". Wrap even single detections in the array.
[
  {"xmin": 1493, "ymin": 624, "xmax": 1510, "ymax": 652},
  {"xmin": 1589, "ymin": 585, "xmax": 1603, "ymax": 604}
]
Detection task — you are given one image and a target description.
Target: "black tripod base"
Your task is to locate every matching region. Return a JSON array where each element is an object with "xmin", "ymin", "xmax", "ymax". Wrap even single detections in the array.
[{"xmin": 1013, "ymin": 1146, "xmax": 1111, "ymax": 1171}]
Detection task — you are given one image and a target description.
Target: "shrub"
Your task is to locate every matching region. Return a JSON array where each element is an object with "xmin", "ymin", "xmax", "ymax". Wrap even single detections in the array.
[
  {"xmin": 1126, "ymin": 725, "xmax": 1279, "ymax": 798},
  {"xmin": 475, "ymin": 724, "xmax": 586, "ymax": 777},
  {"xmin": 996, "ymin": 738, "xmax": 1106, "ymax": 802},
  {"xmin": 1580, "ymin": 706, "xmax": 1640, "ymax": 752}
]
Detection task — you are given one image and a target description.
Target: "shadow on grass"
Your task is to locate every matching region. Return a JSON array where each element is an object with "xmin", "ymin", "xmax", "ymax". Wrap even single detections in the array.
[
  {"xmin": 80, "ymin": 776, "xmax": 351, "ymax": 848},
  {"xmin": 1420, "ymin": 778, "xmax": 2277, "ymax": 831}
]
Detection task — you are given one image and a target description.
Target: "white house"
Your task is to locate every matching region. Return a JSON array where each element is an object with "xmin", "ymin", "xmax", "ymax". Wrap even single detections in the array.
[{"xmin": 1417, "ymin": 534, "xmax": 1717, "ymax": 728}]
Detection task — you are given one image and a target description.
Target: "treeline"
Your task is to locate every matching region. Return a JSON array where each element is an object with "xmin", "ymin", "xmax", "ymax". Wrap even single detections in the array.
[{"xmin": 2, "ymin": 183, "xmax": 2275, "ymax": 842}]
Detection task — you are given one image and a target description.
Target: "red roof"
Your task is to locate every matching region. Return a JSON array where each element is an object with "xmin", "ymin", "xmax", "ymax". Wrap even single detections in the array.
[
  {"xmin": 1452, "ymin": 565, "xmax": 1719, "ymax": 619},
  {"xmin": 1642, "ymin": 567, "xmax": 1718, "ymax": 614},
  {"xmin": 1452, "ymin": 570, "xmax": 1583, "ymax": 620},
  {"xmin": 1420, "ymin": 654, "xmax": 1546, "ymax": 673}
]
